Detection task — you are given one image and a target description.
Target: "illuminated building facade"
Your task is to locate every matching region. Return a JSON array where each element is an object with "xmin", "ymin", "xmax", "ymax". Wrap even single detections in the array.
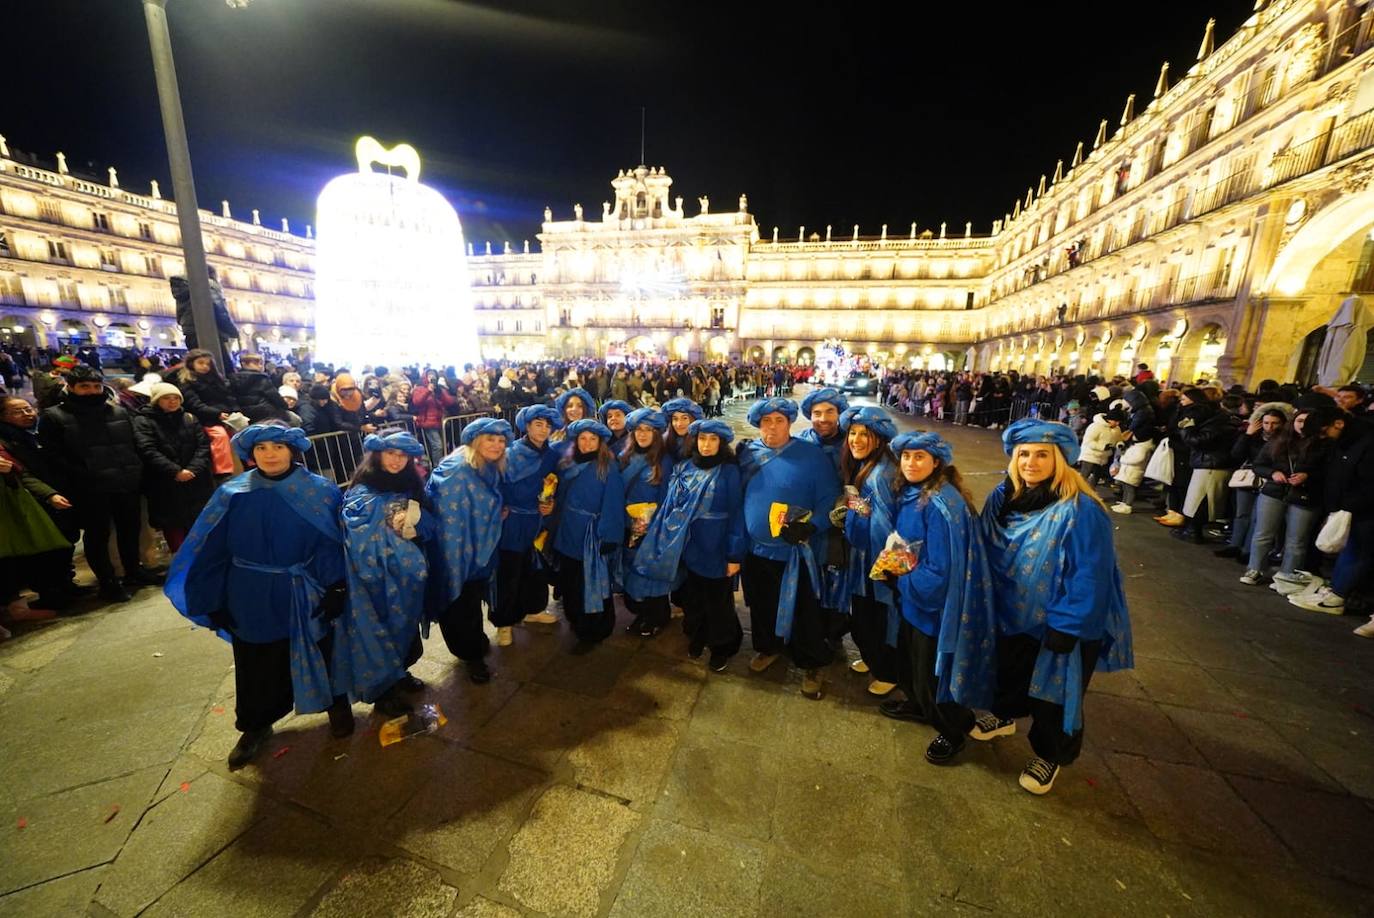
[
  {"xmin": 0, "ymin": 138, "xmax": 314, "ymax": 355},
  {"xmin": 4, "ymin": 0, "xmax": 1374, "ymax": 386}
]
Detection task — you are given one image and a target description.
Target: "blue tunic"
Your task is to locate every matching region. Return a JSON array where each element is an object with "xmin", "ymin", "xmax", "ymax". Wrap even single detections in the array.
[
  {"xmin": 837, "ymin": 456, "xmax": 899, "ymax": 619},
  {"xmin": 682, "ymin": 463, "xmax": 748, "ymax": 579},
  {"xmin": 499, "ymin": 437, "xmax": 560, "ymax": 553},
  {"xmin": 980, "ymin": 481, "xmax": 1134, "ymax": 732},
  {"xmin": 164, "ymin": 467, "xmax": 345, "ymax": 714},
  {"xmin": 553, "ymin": 458, "xmax": 625, "ymax": 613},
  {"xmin": 798, "ymin": 428, "xmax": 845, "ymax": 475},
  {"xmin": 739, "ymin": 436, "xmax": 840, "ymax": 640},
  {"xmin": 894, "ymin": 482, "xmax": 998, "ymax": 708},
  {"xmin": 427, "ymin": 448, "xmax": 504, "ymax": 611},
  {"xmin": 618, "ymin": 451, "xmax": 674, "ymax": 592},
  {"xmin": 337, "ymin": 484, "xmax": 433, "ymax": 703},
  {"xmin": 626, "ymin": 460, "xmax": 747, "ymax": 599}
]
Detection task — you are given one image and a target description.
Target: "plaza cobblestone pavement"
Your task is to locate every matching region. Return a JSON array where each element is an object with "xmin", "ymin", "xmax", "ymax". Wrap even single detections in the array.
[{"xmin": 2, "ymin": 394, "xmax": 1373, "ymax": 916}]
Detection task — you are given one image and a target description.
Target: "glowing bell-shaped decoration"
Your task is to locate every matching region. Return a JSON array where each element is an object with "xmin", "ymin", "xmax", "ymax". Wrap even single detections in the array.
[{"xmin": 315, "ymin": 136, "xmax": 480, "ymax": 371}]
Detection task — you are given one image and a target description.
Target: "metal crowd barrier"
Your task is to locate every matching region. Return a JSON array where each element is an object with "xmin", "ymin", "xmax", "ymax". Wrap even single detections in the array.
[
  {"xmin": 441, "ymin": 411, "xmax": 500, "ymax": 455},
  {"xmin": 304, "ymin": 419, "xmax": 417, "ymax": 483}
]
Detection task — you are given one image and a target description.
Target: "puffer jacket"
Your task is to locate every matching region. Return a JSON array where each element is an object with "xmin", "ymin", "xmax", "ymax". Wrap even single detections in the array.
[
  {"xmin": 229, "ymin": 370, "xmax": 289, "ymax": 423},
  {"xmin": 132, "ymin": 405, "xmax": 214, "ymax": 529},
  {"xmin": 1324, "ymin": 426, "xmax": 1374, "ymax": 518},
  {"xmin": 179, "ymin": 372, "xmax": 239, "ymax": 426},
  {"xmin": 1178, "ymin": 403, "xmax": 1242, "ymax": 470},
  {"xmin": 37, "ymin": 394, "xmax": 143, "ymax": 496},
  {"xmin": 1079, "ymin": 414, "xmax": 1124, "ymax": 465},
  {"xmin": 1256, "ymin": 437, "xmax": 1331, "ymax": 508}
]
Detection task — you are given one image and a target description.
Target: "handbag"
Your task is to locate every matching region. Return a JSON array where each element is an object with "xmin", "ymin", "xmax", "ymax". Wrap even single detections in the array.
[
  {"xmin": 0, "ymin": 479, "xmax": 72, "ymax": 558},
  {"xmin": 1144, "ymin": 438, "xmax": 1174, "ymax": 485},
  {"xmin": 1316, "ymin": 510, "xmax": 1352, "ymax": 555},
  {"xmin": 1228, "ymin": 467, "xmax": 1257, "ymax": 489},
  {"xmin": 204, "ymin": 425, "xmax": 235, "ymax": 476}
]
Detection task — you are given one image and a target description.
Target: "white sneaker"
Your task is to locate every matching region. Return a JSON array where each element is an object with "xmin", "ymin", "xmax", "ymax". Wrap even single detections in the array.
[
  {"xmin": 1272, "ymin": 573, "xmax": 1323, "ymax": 597},
  {"xmin": 1354, "ymin": 616, "xmax": 1374, "ymax": 638},
  {"xmin": 1272, "ymin": 571, "xmax": 1312, "ymax": 585},
  {"xmin": 1110, "ymin": 502, "xmax": 1133, "ymax": 515},
  {"xmin": 496, "ymin": 626, "xmax": 514, "ymax": 646},
  {"xmin": 523, "ymin": 611, "xmax": 558, "ymax": 625},
  {"xmin": 1239, "ymin": 570, "xmax": 1263, "ymax": 585},
  {"xmin": 1289, "ymin": 587, "xmax": 1346, "ymax": 615}
]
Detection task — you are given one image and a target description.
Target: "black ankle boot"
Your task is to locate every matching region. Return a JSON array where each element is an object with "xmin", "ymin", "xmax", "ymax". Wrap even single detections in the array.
[
  {"xmin": 327, "ymin": 698, "xmax": 355, "ymax": 738},
  {"xmin": 227, "ymin": 727, "xmax": 273, "ymax": 769}
]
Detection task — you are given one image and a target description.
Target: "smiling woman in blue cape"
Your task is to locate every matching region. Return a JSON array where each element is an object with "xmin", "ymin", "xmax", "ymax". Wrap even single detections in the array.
[
  {"xmin": 618, "ymin": 407, "xmax": 674, "ymax": 637},
  {"xmin": 335, "ymin": 432, "xmax": 433, "ymax": 717},
  {"xmin": 876, "ymin": 432, "xmax": 997, "ymax": 770},
  {"xmin": 551, "ymin": 419, "xmax": 625, "ymax": 649},
  {"xmin": 426, "ymin": 417, "xmax": 513, "ymax": 685},
  {"xmin": 630, "ymin": 418, "xmax": 748, "ymax": 671},
  {"xmin": 164, "ymin": 422, "xmax": 352, "ymax": 770},
  {"xmin": 966, "ymin": 419, "xmax": 1134, "ymax": 796}
]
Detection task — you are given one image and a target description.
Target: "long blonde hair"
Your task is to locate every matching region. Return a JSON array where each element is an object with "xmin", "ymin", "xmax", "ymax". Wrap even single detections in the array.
[
  {"xmin": 464, "ymin": 439, "xmax": 508, "ymax": 476},
  {"xmin": 1006, "ymin": 444, "xmax": 1108, "ymax": 512}
]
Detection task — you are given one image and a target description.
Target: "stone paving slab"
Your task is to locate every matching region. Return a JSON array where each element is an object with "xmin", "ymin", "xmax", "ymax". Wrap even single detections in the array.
[{"xmin": 1, "ymin": 403, "xmax": 1372, "ymax": 915}]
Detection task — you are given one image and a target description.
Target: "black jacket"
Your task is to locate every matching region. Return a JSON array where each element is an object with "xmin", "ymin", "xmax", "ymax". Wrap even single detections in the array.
[
  {"xmin": 1256, "ymin": 437, "xmax": 1331, "ymax": 508},
  {"xmin": 229, "ymin": 370, "xmax": 289, "ymax": 423},
  {"xmin": 179, "ymin": 373, "xmax": 240, "ymax": 426},
  {"xmin": 132, "ymin": 406, "xmax": 215, "ymax": 529},
  {"xmin": 297, "ymin": 400, "xmax": 338, "ymax": 436},
  {"xmin": 170, "ymin": 276, "xmax": 239, "ymax": 349},
  {"xmin": 37, "ymin": 395, "xmax": 143, "ymax": 495},
  {"xmin": 1178, "ymin": 404, "xmax": 1241, "ymax": 470},
  {"xmin": 1324, "ymin": 428, "xmax": 1374, "ymax": 518}
]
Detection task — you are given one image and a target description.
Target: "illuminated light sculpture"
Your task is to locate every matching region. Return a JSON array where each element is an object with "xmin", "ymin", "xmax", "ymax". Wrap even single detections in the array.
[{"xmin": 315, "ymin": 136, "xmax": 480, "ymax": 371}]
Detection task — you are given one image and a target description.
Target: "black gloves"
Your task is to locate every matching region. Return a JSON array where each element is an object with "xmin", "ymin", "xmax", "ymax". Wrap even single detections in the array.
[
  {"xmin": 316, "ymin": 582, "xmax": 348, "ymax": 621},
  {"xmin": 599, "ymin": 541, "xmax": 619, "ymax": 557},
  {"xmin": 779, "ymin": 519, "xmax": 817, "ymax": 545},
  {"xmin": 1042, "ymin": 627, "xmax": 1078, "ymax": 654}
]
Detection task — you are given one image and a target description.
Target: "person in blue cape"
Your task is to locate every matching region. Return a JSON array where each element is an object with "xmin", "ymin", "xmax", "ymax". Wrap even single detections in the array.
[
  {"xmin": 876, "ymin": 432, "xmax": 998, "ymax": 768},
  {"xmin": 661, "ymin": 397, "xmax": 703, "ymax": 462},
  {"xmin": 599, "ymin": 399, "xmax": 633, "ymax": 455},
  {"xmin": 551, "ymin": 388, "xmax": 597, "ymax": 444},
  {"xmin": 426, "ymin": 417, "xmax": 512, "ymax": 685},
  {"xmin": 798, "ymin": 387, "xmax": 850, "ymax": 473},
  {"xmin": 798, "ymin": 387, "xmax": 851, "ymax": 642},
  {"xmin": 832, "ymin": 405, "xmax": 902, "ymax": 695},
  {"xmin": 164, "ymin": 422, "xmax": 352, "ymax": 770},
  {"xmin": 616, "ymin": 407, "xmax": 674, "ymax": 636},
  {"xmin": 493, "ymin": 405, "xmax": 563, "ymax": 639},
  {"xmin": 551, "ymin": 418, "xmax": 625, "ymax": 650},
  {"xmin": 336, "ymin": 431, "xmax": 434, "ymax": 717},
  {"xmin": 966, "ymin": 419, "xmax": 1134, "ymax": 795},
  {"xmin": 631, "ymin": 418, "xmax": 748, "ymax": 671},
  {"xmin": 738, "ymin": 397, "xmax": 841, "ymax": 699}
]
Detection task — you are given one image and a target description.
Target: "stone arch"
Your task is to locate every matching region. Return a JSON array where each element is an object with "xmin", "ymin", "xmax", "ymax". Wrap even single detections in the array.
[
  {"xmin": 1266, "ymin": 184, "xmax": 1374, "ymax": 297},
  {"xmin": 1174, "ymin": 321, "xmax": 1229, "ymax": 384},
  {"xmin": 0, "ymin": 313, "xmax": 38, "ymax": 348}
]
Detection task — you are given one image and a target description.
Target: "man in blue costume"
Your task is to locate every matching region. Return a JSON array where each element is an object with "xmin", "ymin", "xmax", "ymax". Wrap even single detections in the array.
[
  {"xmin": 427, "ymin": 417, "xmax": 513, "ymax": 684},
  {"xmin": 598, "ymin": 399, "xmax": 633, "ymax": 456},
  {"xmin": 164, "ymin": 423, "xmax": 352, "ymax": 769},
  {"xmin": 797, "ymin": 386, "xmax": 850, "ymax": 635},
  {"xmin": 337, "ymin": 431, "xmax": 433, "ymax": 718},
  {"xmin": 495, "ymin": 405, "xmax": 563, "ymax": 636},
  {"xmin": 738, "ymin": 397, "xmax": 841, "ymax": 699},
  {"xmin": 965, "ymin": 419, "xmax": 1134, "ymax": 795}
]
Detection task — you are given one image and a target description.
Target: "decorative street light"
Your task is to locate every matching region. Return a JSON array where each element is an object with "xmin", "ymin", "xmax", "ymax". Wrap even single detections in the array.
[{"xmin": 140, "ymin": 0, "xmax": 251, "ymax": 353}]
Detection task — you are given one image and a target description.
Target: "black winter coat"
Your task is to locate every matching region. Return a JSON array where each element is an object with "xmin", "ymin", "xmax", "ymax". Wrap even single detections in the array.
[
  {"xmin": 1256, "ymin": 437, "xmax": 1331, "ymax": 508},
  {"xmin": 297, "ymin": 400, "xmax": 338, "ymax": 435},
  {"xmin": 37, "ymin": 396, "xmax": 143, "ymax": 496},
  {"xmin": 179, "ymin": 373, "xmax": 240, "ymax": 426},
  {"xmin": 1179, "ymin": 406, "xmax": 1242, "ymax": 470},
  {"xmin": 229, "ymin": 371, "xmax": 289, "ymax": 423},
  {"xmin": 1324, "ymin": 428, "xmax": 1374, "ymax": 518},
  {"xmin": 132, "ymin": 406, "xmax": 215, "ymax": 529}
]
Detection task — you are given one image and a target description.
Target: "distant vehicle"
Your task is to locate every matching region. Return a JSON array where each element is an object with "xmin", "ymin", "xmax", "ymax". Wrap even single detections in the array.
[
  {"xmin": 94, "ymin": 346, "xmax": 140, "ymax": 373},
  {"xmin": 841, "ymin": 372, "xmax": 879, "ymax": 397}
]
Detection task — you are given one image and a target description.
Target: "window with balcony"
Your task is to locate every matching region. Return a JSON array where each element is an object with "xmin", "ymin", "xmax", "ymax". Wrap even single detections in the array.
[
  {"xmin": 144, "ymin": 255, "xmax": 162, "ymax": 277},
  {"xmin": 515, "ymin": 320, "xmax": 523, "ymax": 333},
  {"xmin": 0, "ymin": 273, "xmax": 25, "ymax": 304},
  {"xmin": 57, "ymin": 280, "xmax": 78, "ymax": 304},
  {"xmin": 138, "ymin": 222, "xmax": 154, "ymax": 241},
  {"xmin": 495, "ymin": 319, "xmax": 504, "ymax": 333},
  {"xmin": 0, "ymin": 231, "xmax": 9, "ymax": 255},
  {"xmin": 711, "ymin": 305, "xmax": 725, "ymax": 328},
  {"xmin": 92, "ymin": 212, "xmax": 110, "ymax": 232},
  {"xmin": 39, "ymin": 201, "xmax": 63, "ymax": 224},
  {"xmin": 47, "ymin": 239, "xmax": 69, "ymax": 263},
  {"xmin": 99, "ymin": 248, "xmax": 118, "ymax": 270}
]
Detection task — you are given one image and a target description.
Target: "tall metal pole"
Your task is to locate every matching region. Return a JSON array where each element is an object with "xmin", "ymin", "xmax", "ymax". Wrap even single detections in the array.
[{"xmin": 142, "ymin": 0, "xmax": 221, "ymax": 356}]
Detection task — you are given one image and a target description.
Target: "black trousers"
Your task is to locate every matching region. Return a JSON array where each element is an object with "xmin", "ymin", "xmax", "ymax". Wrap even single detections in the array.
[
  {"xmin": 851, "ymin": 594, "xmax": 901, "ymax": 684},
  {"xmin": 78, "ymin": 491, "xmax": 142, "ymax": 583},
  {"xmin": 990, "ymin": 632, "xmax": 1101, "ymax": 766},
  {"xmin": 555, "ymin": 552, "xmax": 616, "ymax": 643},
  {"xmin": 437, "ymin": 578, "xmax": 491, "ymax": 662},
  {"xmin": 742, "ymin": 553, "xmax": 833, "ymax": 670},
  {"xmin": 897, "ymin": 620, "xmax": 977, "ymax": 741},
  {"xmin": 230, "ymin": 632, "xmax": 348, "ymax": 733},
  {"xmin": 682, "ymin": 570, "xmax": 743, "ymax": 657},
  {"xmin": 493, "ymin": 549, "xmax": 547, "ymax": 627},
  {"xmin": 626, "ymin": 593, "xmax": 671, "ymax": 630}
]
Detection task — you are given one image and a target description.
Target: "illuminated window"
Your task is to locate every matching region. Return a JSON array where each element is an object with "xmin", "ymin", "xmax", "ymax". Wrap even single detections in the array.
[
  {"xmin": 495, "ymin": 319, "xmax": 504, "ymax": 332},
  {"xmin": 93, "ymin": 212, "xmax": 110, "ymax": 232},
  {"xmin": 138, "ymin": 222, "xmax": 153, "ymax": 241},
  {"xmin": 515, "ymin": 320, "xmax": 523, "ymax": 333},
  {"xmin": 58, "ymin": 280, "xmax": 78, "ymax": 304},
  {"xmin": 145, "ymin": 255, "xmax": 162, "ymax": 277},
  {"xmin": 47, "ymin": 240, "xmax": 69, "ymax": 262},
  {"xmin": 711, "ymin": 305, "xmax": 725, "ymax": 328},
  {"xmin": 100, "ymin": 248, "xmax": 118, "ymax": 270}
]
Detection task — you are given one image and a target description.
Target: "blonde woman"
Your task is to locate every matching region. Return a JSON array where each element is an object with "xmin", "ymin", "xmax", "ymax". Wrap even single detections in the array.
[{"xmin": 966, "ymin": 419, "xmax": 1134, "ymax": 796}]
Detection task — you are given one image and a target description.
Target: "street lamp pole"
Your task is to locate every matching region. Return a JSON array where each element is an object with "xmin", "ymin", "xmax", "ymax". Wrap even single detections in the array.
[{"xmin": 141, "ymin": 0, "xmax": 221, "ymax": 356}]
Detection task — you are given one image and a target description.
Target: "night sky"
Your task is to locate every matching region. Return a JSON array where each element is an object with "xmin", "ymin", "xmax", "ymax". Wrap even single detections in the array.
[{"xmin": 10, "ymin": 0, "xmax": 1258, "ymax": 247}]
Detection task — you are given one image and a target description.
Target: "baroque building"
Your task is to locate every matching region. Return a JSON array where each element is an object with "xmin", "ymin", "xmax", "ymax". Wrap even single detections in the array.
[
  {"xmin": 3, "ymin": 0, "xmax": 1374, "ymax": 386},
  {"xmin": 0, "ymin": 139, "xmax": 314, "ymax": 356}
]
